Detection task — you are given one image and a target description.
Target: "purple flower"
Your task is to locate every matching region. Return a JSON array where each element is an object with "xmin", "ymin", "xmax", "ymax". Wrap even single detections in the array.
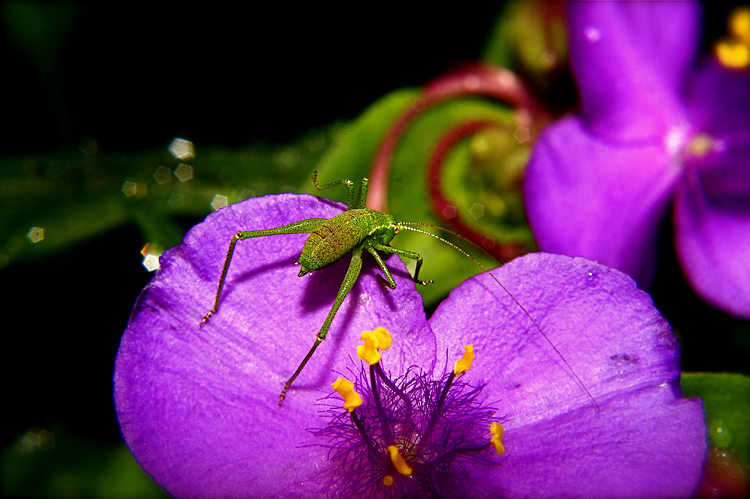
[
  {"xmin": 523, "ymin": 1, "xmax": 750, "ymax": 318},
  {"xmin": 115, "ymin": 194, "xmax": 706, "ymax": 498}
]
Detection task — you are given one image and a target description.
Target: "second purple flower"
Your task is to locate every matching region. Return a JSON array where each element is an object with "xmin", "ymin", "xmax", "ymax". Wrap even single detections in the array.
[{"xmin": 523, "ymin": 1, "xmax": 750, "ymax": 318}]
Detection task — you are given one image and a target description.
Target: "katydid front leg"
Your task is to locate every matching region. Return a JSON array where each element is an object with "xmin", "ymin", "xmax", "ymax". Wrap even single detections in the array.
[
  {"xmin": 279, "ymin": 238, "xmax": 429, "ymax": 404},
  {"xmin": 371, "ymin": 239, "xmax": 433, "ymax": 287}
]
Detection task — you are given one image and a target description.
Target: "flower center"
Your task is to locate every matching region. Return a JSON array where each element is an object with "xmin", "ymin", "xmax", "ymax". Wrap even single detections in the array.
[
  {"xmin": 664, "ymin": 125, "xmax": 690, "ymax": 156},
  {"xmin": 315, "ymin": 328, "xmax": 505, "ymax": 498},
  {"xmin": 684, "ymin": 133, "xmax": 715, "ymax": 158}
]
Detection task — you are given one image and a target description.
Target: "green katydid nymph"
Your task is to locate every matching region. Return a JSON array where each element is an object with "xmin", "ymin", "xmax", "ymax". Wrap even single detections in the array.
[{"xmin": 200, "ymin": 170, "xmax": 595, "ymax": 408}]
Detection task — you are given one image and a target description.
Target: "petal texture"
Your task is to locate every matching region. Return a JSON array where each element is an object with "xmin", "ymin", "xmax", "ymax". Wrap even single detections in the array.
[
  {"xmin": 114, "ymin": 194, "xmax": 435, "ymax": 498},
  {"xmin": 474, "ymin": 389, "xmax": 705, "ymax": 499},
  {"xmin": 674, "ymin": 168, "xmax": 750, "ymax": 318},
  {"xmin": 686, "ymin": 58, "xmax": 750, "ymax": 136},
  {"xmin": 524, "ymin": 117, "xmax": 681, "ymax": 286},
  {"xmin": 566, "ymin": 1, "xmax": 698, "ymax": 141},
  {"xmin": 675, "ymin": 59, "xmax": 750, "ymax": 318},
  {"xmin": 429, "ymin": 253, "xmax": 706, "ymax": 498}
]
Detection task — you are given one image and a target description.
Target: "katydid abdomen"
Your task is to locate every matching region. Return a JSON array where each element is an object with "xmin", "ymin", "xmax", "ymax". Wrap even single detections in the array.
[{"xmin": 298, "ymin": 209, "xmax": 396, "ymax": 273}]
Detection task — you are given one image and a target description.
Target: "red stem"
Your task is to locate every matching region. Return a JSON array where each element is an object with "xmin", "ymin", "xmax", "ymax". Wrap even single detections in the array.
[
  {"xmin": 367, "ymin": 63, "xmax": 546, "ymax": 213},
  {"xmin": 426, "ymin": 119, "xmax": 527, "ymax": 262},
  {"xmin": 367, "ymin": 63, "xmax": 546, "ymax": 261}
]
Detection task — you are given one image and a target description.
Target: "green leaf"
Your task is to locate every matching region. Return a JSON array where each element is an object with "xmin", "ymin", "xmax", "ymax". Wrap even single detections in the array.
[
  {"xmin": 1, "ymin": 431, "xmax": 168, "ymax": 498},
  {"xmin": 0, "ymin": 130, "xmax": 335, "ymax": 268},
  {"xmin": 484, "ymin": 1, "xmax": 568, "ymax": 70},
  {"xmin": 3, "ymin": 2, "xmax": 79, "ymax": 71},
  {"xmin": 681, "ymin": 372, "xmax": 750, "ymax": 467},
  {"xmin": 389, "ymin": 99, "xmax": 531, "ymax": 305},
  {"xmin": 311, "ymin": 89, "xmax": 419, "ymax": 198},
  {"xmin": 481, "ymin": 0, "xmax": 518, "ymax": 67},
  {"xmin": 482, "ymin": 1, "xmax": 573, "ymax": 113}
]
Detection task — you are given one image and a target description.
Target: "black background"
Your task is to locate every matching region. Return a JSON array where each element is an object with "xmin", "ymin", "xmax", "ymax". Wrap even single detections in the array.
[
  {"xmin": 1, "ymin": 1, "xmax": 747, "ymax": 459},
  {"xmin": 1, "ymin": 3, "xmax": 505, "ymax": 449}
]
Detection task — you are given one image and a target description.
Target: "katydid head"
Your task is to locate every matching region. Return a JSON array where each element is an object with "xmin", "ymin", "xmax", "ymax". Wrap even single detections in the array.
[{"xmin": 378, "ymin": 225, "xmax": 398, "ymax": 246}]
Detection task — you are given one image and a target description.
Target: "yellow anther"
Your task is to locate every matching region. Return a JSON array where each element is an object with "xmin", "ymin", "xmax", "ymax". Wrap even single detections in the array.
[
  {"xmin": 453, "ymin": 345, "xmax": 475, "ymax": 375},
  {"xmin": 716, "ymin": 40, "xmax": 750, "ymax": 69},
  {"xmin": 387, "ymin": 445, "xmax": 413, "ymax": 476},
  {"xmin": 331, "ymin": 377, "xmax": 362, "ymax": 412},
  {"xmin": 356, "ymin": 328, "xmax": 392, "ymax": 365},
  {"xmin": 716, "ymin": 7, "xmax": 750, "ymax": 69},
  {"xmin": 371, "ymin": 327, "xmax": 393, "ymax": 351},
  {"xmin": 490, "ymin": 422, "xmax": 506, "ymax": 456},
  {"xmin": 685, "ymin": 134, "xmax": 713, "ymax": 157},
  {"xmin": 382, "ymin": 475, "xmax": 394, "ymax": 486},
  {"xmin": 357, "ymin": 332, "xmax": 382, "ymax": 365},
  {"xmin": 730, "ymin": 7, "xmax": 750, "ymax": 45}
]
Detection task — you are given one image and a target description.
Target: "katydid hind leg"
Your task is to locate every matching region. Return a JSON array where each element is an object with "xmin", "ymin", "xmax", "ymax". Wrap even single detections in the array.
[
  {"xmin": 279, "ymin": 245, "xmax": 365, "ymax": 405},
  {"xmin": 200, "ymin": 218, "xmax": 327, "ymax": 326}
]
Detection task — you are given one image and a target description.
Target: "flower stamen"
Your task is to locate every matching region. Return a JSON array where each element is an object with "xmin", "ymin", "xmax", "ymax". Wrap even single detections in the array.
[
  {"xmin": 685, "ymin": 133, "xmax": 714, "ymax": 157},
  {"xmin": 357, "ymin": 327, "xmax": 393, "ymax": 365},
  {"xmin": 417, "ymin": 345, "xmax": 476, "ymax": 460},
  {"xmin": 490, "ymin": 422, "xmax": 506, "ymax": 456},
  {"xmin": 332, "ymin": 377, "xmax": 363, "ymax": 413},
  {"xmin": 370, "ymin": 364, "xmax": 395, "ymax": 446},
  {"xmin": 387, "ymin": 445, "xmax": 413, "ymax": 476},
  {"xmin": 454, "ymin": 344, "xmax": 475, "ymax": 375},
  {"xmin": 374, "ymin": 362, "xmax": 413, "ymax": 433},
  {"xmin": 314, "ymin": 329, "xmax": 502, "ymax": 497},
  {"xmin": 715, "ymin": 6, "xmax": 750, "ymax": 69}
]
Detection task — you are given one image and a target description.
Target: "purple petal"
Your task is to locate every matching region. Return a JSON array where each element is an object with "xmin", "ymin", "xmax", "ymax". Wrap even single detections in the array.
[
  {"xmin": 674, "ymin": 180, "xmax": 750, "ymax": 318},
  {"xmin": 566, "ymin": 1, "xmax": 699, "ymax": 140},
  {"xmin": 674, "ymin": 59, "xmax": 750, "ymax": 318},
  {"xmin": 682, "ymin": 57, "xmax": 750, "ymax": 211},
  {"xmin": 429, "ymin": 253, "xmax": 706, "ymax": 498},
  {"xmin": 674, "ymin": 154, "xmax": 750, "ymax": 318},
  {"xmin": 686, "ymin": 58, "xmax": 750, "ymax": 136},
  {"xmin": 524, "ymin": 116, "xmax": 681, "ymax": 286},
  {"xmin": 475, "ymin": 389, "xmax": 705, "ymax": 499},
  {"xmin": 114, "ymin": 194, "xmax": 436, "ymax": 498}
]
